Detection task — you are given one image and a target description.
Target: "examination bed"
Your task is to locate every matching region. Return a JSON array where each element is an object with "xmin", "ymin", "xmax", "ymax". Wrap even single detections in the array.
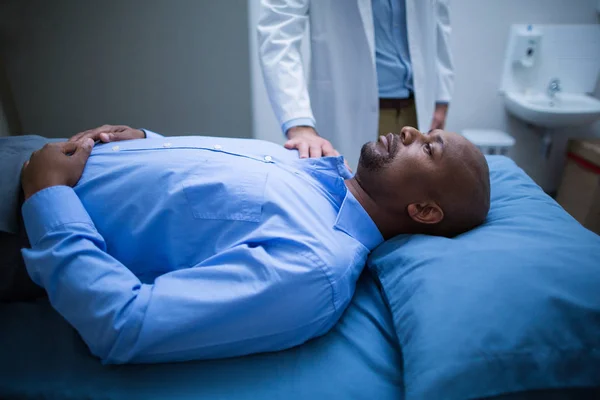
[{"xmin": 1, "ymin": 156, "xmax": 599, "ymax": 399}]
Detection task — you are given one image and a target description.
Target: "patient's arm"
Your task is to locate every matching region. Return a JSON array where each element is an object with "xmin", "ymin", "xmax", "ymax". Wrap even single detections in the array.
[{"xmin": 20, "ymin": 186, "xmax": 333, "ymax": 364}]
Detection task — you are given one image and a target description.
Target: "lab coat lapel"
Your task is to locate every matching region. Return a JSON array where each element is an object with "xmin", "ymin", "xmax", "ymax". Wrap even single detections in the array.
[{"xmin": 357, "ymin": 0, "xmax": 375, "ymax": 65}]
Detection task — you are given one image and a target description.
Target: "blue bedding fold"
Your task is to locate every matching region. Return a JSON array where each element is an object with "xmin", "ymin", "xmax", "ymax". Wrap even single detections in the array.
[{"xmin": 0, "ymin": 272, "xmax": 403, "ymax": 400}]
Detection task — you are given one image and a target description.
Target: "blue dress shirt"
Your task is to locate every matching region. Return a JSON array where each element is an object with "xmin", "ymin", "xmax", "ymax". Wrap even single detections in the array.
[
  {"xmin": 21, "ymin": 130, "xmax": 383, "ymax": 364},
  {"xmin": 372, "ymin": 0, "xmax": 413, "ymax": 99}
]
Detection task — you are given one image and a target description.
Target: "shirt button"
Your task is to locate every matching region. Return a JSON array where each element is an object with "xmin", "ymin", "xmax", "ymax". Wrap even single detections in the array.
[
  {"xmin": 214, "ymin": 144, "xmax": 222, "ymax": 150},
  {"xmin": 264, "ymin": 155, "xmax": 273, "ymax": 162},
  {"xmin": 163, "ymin": 142, "xmax": 172, "ymax": 148},
  {"xmin": 112, "ymin": 145, "xmax": 120, "ymax": 151}
]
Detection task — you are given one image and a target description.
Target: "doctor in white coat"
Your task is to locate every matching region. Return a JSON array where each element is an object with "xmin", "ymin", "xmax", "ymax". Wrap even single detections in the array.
[{"xmin": 258, "ymin": 0, "xmax": 454, "ymax": 169}]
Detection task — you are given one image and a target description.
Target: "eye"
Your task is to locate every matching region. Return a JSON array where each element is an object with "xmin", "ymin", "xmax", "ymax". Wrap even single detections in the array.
[{"xmin": 424, "ymin": 143, "xmax": 433, "ymax": 156}]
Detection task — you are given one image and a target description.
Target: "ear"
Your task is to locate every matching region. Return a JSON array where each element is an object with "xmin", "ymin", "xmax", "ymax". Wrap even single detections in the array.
[{"xmin": 407, "ymin": 202, "xmax": 444, "ymax": 225}]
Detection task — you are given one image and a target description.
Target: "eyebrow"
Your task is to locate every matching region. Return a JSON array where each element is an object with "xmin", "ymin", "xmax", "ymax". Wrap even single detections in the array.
[{"xmin": 435, "ymin": 135, "xmax": 444, "ymax": 158}]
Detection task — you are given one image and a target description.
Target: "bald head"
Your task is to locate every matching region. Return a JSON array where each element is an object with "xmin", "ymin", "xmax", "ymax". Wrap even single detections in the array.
[
  {"xmin": 428, "ymin": 132, "xmax": 490, "ymax": 237},
  {"xmin": 352, "ymin": 127, "xmax": 491, "ymax": 239}
]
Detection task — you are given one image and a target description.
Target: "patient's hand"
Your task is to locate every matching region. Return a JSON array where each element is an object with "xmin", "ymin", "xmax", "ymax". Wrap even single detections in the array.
[
  {"xmin": 69, "ymin": 125, "xmax": 145, "ymax": 144},
  {"xmin": 21, "ymin": 140, "xmax": 94, "ymax": 200}
]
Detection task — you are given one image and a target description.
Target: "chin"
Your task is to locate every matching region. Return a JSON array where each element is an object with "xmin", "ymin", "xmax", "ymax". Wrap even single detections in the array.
[
  {"xmin": 358, "ymin": 141, "xmax": 391, "ymax": 172},
  {"xmin": 357, "ymin": 142, "xmax": 374, "ymax": 164}
]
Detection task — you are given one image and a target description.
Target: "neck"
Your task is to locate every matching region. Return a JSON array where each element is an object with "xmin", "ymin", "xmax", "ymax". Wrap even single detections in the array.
[{"xmin": 344, "ymin": 177, "xmax": 409, "ymax": 239}]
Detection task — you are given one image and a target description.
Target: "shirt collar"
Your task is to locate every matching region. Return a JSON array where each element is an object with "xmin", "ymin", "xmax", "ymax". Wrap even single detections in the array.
[
  {"xmin": 334, "ymin": 185, "xmax": 384, "ymax": 251},
  {"xmin": 301, "ymin": 156, "xmax": 353, "ymax": 179},
  {"xmin": 299, "ymin": 156, "xmax": 384, "ymax": 251}
]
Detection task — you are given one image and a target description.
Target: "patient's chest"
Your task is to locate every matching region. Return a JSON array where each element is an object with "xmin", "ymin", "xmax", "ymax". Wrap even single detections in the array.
[{"xmin": 73, "ymin": 142, "xmax": 334, "ymax": 282}]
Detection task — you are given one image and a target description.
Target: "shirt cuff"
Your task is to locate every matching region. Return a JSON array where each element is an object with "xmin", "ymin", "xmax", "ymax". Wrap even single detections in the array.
[
  {"xmin": 281, "ymin": 118, "xmax": 316, "ymax": 136},
  {"xmin": 22, "ymin": 186, "xmax": 94, "ymax": 245},
  {"xmin": 435, "ymin": 101, "xmax": 449, "ymax": 105},
  {"xmin": 140, "ymin": 129, "xmax": 164, "ymax": 138}
]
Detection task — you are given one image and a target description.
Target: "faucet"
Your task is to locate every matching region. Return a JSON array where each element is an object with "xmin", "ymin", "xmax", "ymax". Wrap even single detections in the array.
[{"xmin": 547, "ymin": 78, "xmax": 561, "ymax": 99}]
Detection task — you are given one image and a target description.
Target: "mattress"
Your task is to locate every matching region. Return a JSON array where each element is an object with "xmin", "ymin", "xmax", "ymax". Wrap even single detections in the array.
[{"xmin": 0, "ymin": 271, "xmax": 403, "ymax": 400}]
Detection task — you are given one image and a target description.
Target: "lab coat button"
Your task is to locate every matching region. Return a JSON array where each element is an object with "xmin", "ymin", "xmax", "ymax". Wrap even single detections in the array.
[
  {"xmin": 163, "ymin": 142, "xmax": 172, "ymax": 148},
  {"xmin": 112, "ymin": 145, "xmax": 120, "ymax": 151},
  {"xmin": 264, "ymin": 155, "xmax": 273, "ymax": 162},
  {"xmin": 214, "ymin": 144, "xmax": 222, "ymax": 150}
]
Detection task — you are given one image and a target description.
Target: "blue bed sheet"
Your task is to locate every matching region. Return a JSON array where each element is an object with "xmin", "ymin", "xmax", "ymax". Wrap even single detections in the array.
[{"xmin": 0, "ymin": 271, "xmax": 402, "ymax": 400}]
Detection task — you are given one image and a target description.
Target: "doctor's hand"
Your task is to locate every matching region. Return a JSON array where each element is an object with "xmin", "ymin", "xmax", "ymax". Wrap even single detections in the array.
[
  {"xmin": 285, "ymin": 126, "xmax": 340, "ymax": 159},
  {"xmin": 69, "ymin": 125, "xmax": 145, "ymax": 145},
  {"xmin": 429, "ymin": 103, "xmax": 449, "ymax": 132},
  {"xmin": 21, "ymin": 139, "xmax": 94, "ymax": 200}
]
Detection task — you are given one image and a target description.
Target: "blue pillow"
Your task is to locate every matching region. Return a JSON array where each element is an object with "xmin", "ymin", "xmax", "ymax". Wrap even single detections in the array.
[{"xmin": 368, "ymin": 156, "xmax": 600, "ymax": 399}]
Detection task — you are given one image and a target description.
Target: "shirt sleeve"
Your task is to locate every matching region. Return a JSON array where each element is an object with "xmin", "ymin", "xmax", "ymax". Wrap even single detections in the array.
[
  {"xmin": 434, "ymin": 0, "xmax": 454, "ymax": 103},
  {"xmin": 21, "ymin": 186, "xmax": 335, "ymax": 364},
  {"xmin": 140, "ymin": 129, "xmax": 164, "ymax": 139}
]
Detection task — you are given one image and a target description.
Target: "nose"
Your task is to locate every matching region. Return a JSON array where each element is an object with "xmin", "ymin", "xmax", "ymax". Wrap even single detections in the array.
[{"xmin": 400, "ymin": 126, "xmax": 423, "ymax": 146}]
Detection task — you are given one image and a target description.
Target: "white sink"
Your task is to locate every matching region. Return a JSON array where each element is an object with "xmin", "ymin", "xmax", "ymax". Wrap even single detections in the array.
[{"xmin": 504, "ymin": 92, "xmax": 600, "ymax": 128}]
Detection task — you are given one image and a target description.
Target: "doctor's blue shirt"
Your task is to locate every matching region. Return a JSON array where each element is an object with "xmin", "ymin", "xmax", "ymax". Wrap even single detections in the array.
[
  {"xmin": 21, "ymin": 131, "xmax": 383, "ymax": 364},
  {"xmin": 372, "ymin": 0, "xmax": 414, "ymax": 99}
]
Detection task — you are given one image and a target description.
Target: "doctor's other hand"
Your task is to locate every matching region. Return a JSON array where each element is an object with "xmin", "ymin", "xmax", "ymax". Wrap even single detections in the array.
[
  {"xmin": 429, "ymin": 103, "xmax": 449, "ymax": 132},
  {"xmin": 285, "ymin": 126, "xmax": 340, "ymax": 159},
  {"xmin": 69, "ymin": 125, "xmax": 145, "ymax": 144},
  {"xmin": 21, "ymin": 139, "xmax": 94, "ymax": 200}
]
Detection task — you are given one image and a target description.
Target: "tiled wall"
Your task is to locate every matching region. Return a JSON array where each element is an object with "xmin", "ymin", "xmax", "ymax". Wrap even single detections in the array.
[{"xmin": 501, "ymin": 24, "xmax": 600, "ymax": 94}]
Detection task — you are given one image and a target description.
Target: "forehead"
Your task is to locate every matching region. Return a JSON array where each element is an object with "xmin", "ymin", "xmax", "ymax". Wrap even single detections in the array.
[
  {"xmin": 432, "ymin": 131, "xmax": 480, "ymax": 184},
  {"xmin": 431, "ymin": 130, "xmax": 473, "ymax": 158}
]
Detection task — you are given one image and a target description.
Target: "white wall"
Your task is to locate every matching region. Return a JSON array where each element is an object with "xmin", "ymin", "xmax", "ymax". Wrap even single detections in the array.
[
  {"xmin": 1, "ymin": 0, "xmax": 252, "ymax": 138},
  {"xmin": 248, "ymin": 0, "xmax": 599, "ymax": 190},
  {"xmin": 447, "ymin": 0, "xmax": 600, "ymax": 190}
]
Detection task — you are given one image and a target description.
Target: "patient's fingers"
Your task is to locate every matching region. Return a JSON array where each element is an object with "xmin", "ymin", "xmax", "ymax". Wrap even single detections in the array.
[
  {"xmin": 68, "ymin": 130, "xmax": 86, "ymax": 142},
  {"xmin": 71, "ymin": 139, "xmax": 94, "ymax": 165},
  {"xmin": 69, "ymin": 128, "xmax": 99, "ymax": 143},
  {"xmin": 98, "ymin": 132, "xmax": 115, "ymax": 142},
  {"xmin": 59, "ymin": 141, "xmax": 79, "ymax": 155},
  {"xmin": 69, "ymin": 125, "xmax": 114, "ymax": 143}
]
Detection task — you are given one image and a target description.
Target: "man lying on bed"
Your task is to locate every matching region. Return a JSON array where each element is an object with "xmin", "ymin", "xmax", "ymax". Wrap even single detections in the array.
[{"xmin": 0, "ymin": 125, "xmax": 490, "ymax": 364}]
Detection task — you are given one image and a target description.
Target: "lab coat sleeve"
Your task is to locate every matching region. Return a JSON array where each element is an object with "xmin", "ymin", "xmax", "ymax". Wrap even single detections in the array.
[
  {"xmin": 21, "ymin": 186, "xmax": 334, "ymax": 364},
  {"xmin": 257, "ymin": 0, "xmax": 315, "ymax": 135},
  {"xmin": 434, "ymin": 0, "xmax": 455, "ymax": 103}
]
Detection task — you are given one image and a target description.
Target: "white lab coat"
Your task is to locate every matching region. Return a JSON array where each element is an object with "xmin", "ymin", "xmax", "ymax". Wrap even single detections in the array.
[{"xmin": 258, "ymin": 0, "xmax": 454, "ymax": 169}]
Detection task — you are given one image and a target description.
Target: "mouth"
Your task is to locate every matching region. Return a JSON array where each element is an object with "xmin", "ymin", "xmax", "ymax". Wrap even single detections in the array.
[
  {"xmin": 377, "ymin": 133, "xmax": 394, "ymax": 153},
  {"xmin": 386, "ymin": 133, "xmax": 395, "ymax": 152},
  {"xmin": 378, "ymin": 135, "xmax": 389, "ymax": 152}
]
